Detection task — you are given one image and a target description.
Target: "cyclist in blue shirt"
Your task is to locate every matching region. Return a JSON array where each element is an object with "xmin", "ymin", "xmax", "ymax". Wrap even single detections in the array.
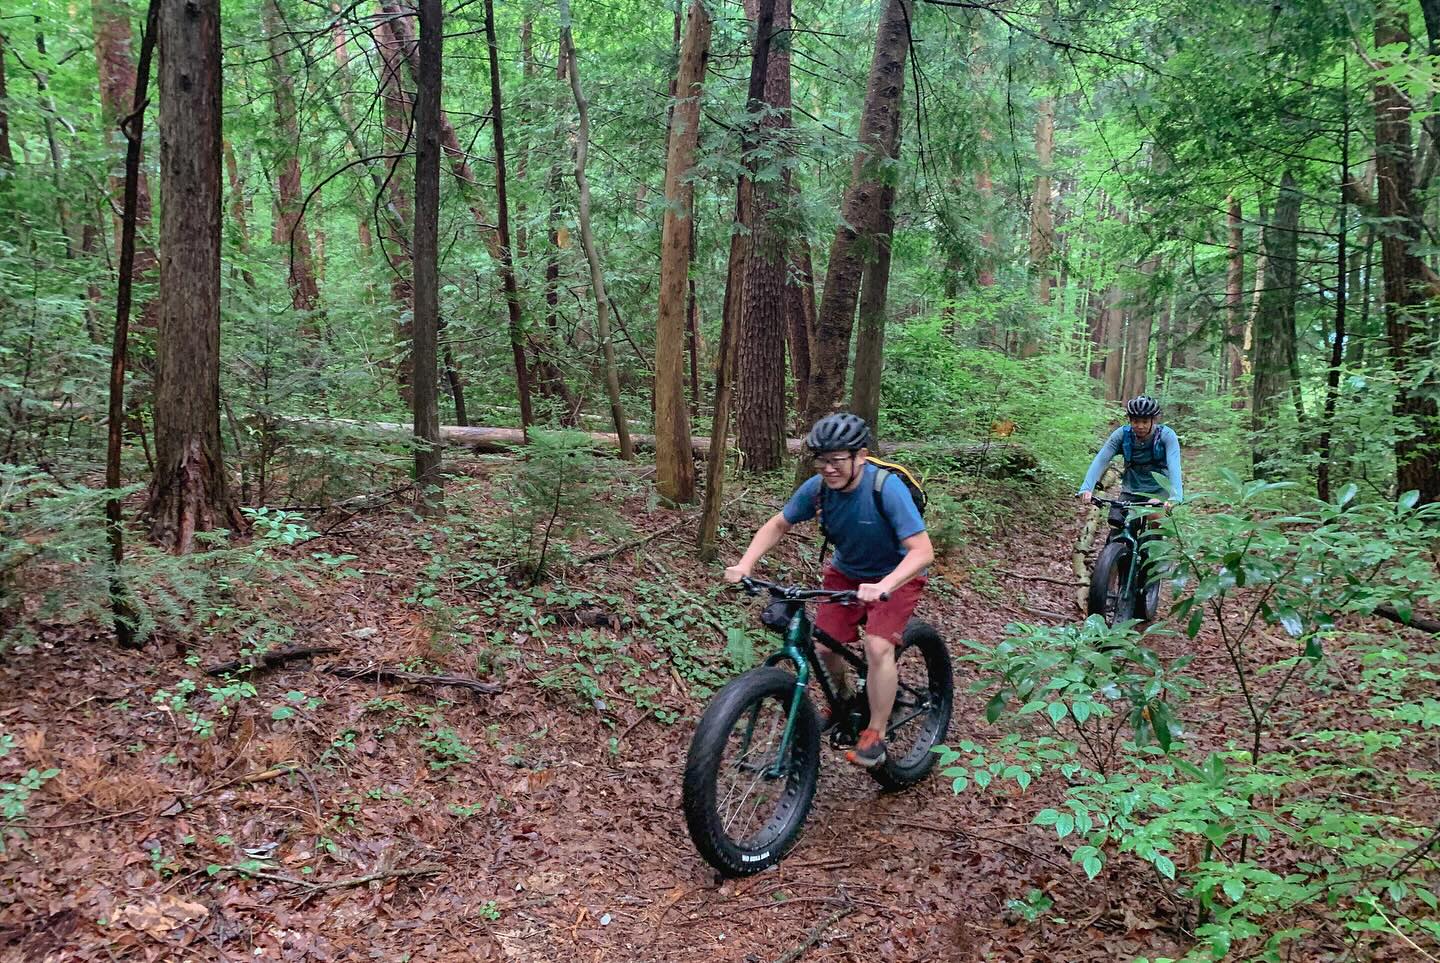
[{"xmin": 1077, "ymin": 395, "xmax": 1183, "ymax": 507}]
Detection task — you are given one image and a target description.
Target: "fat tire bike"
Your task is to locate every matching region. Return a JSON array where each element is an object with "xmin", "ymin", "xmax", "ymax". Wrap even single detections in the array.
[
  {"xmin": 682, "ymin": 577, "xmax": 953, "ymax": 877},
  {"xmin": 1086, "ymin": 492, "xmax": 1163, "ymax": 625}
]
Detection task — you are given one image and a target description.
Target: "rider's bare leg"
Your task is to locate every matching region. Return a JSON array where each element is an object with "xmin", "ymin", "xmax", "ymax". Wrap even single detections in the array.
[{"xmin": 862, "ymin": 633, "xmax": 897, "ymax": 733}]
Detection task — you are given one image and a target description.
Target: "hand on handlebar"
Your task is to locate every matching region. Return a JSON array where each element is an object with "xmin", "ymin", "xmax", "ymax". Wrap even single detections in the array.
[
  {"xmin": 1077, "ymin": 490, "xmax": 1093, "ymax": 506},
  {"xmin": 723, "ymin": 564, "xmax": 751, "ymax": 584},
  {"xmin": 856, "ymin": 583, "xmax": 890, "ymax": 603}
]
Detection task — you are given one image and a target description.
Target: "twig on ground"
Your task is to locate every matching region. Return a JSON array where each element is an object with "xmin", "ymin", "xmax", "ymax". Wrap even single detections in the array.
[
  {"xmin": 213, "ymin": 862, "xmax": 445, "ymax": 893},
  {"xmin": 206, "ymin": 646, "xmax": 340, "ymax": 677},
  {"xmin": 1, "ymin": 807, "xmax": 146, "ymax": 829},
  {"xmin": 770, "ymin": 903, "xmax": 857, "ymax": 963},
  {"xmin": 319, "ymin": 664, "xmax": 501, "ymax": 695}
]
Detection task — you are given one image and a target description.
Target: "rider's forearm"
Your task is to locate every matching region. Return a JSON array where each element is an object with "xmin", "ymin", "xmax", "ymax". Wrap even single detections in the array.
[
  {"xmin": 877, "ymin": 542, "xmax": 933, "ymax": 593},
  {"xmin": 735, "ymin": 515, "xmax": 789, "ymax": 570},
  {"xmin": 1165, "ymin": 433, "xmax": 1184, "ymax": 502},
  {"xmin": 1079, "ymin": 431, "xmax": 1122, "ymax": 493}
]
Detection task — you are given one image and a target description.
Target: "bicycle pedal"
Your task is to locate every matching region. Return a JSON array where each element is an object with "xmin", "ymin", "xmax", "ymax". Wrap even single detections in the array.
[{"xmin": 828, "ymin": 729, "xmax": 858, "ymax": 749}]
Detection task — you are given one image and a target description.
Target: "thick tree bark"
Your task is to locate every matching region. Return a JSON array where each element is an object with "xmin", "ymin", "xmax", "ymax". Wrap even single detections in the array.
[
  {"xmin": 560, "ymin": 0, "xmax": 632, "ymax": 458},
  {"xmin": 1030, "ymin": 96, "xmax": 1055, "ymax": 308},
  {"xmin": 1251, "ymin": 171, "xmax": 1302, "ymax": 477},
  {"xmin": 261, "ymin": 0, "xmax": 321, "ymax": 315},
  {"xmin": 735, "ymin": 0, "xmax": 787, "ymax": 472},
  {"xmin": 850, "ymin": 178, "xmax": 897, "ymax": 432},
  {"xmin": 803, "ymin": 0, "xmax": 911, "ymax": 428},
  {"xmin": 1375, "ymin": 8, "xmax": 1440, "ymax": 504},
  {"xmin": 411, "ymin": 0, "xmax": 442, "ymax": 506},
  {"xmin": 1226, "ymin": 194, "xmax": 1246, "ymax": 407},
  {"xmin": 654, "ymin": 0, "xmax": 711, "ymax": 503},
  {"xmin": 147, "ymin": 0, "xmax": 242, "ymax": 551},
  {"xmin": 104, "ymin": 0, "xmax": 159, "ymax": 647},
  {"xmin": 484, "ymin": 0, "xmax": 534, "ymax": 433}
]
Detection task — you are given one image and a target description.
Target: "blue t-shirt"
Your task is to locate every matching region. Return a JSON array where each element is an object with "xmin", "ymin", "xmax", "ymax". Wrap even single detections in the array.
[
  {"xmin": 1078, "ymin": 424, "xmax": 1183, "ymax": 501},
  {"xmin": 781, "ymin": 462, "xmax": 926, "ymax": 581}
]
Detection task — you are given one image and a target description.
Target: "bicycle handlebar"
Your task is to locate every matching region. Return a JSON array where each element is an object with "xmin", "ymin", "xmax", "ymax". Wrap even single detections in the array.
[
  {"xmin": 1087, "ymin": 491, "xmax": 1164, "ymax": 510},
  {"xmin": 736, "ymin": 576, "xmax": 887, "ymax": 604}
]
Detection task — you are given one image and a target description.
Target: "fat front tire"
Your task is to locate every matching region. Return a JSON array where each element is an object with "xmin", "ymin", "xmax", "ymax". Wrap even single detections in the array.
[
  {"xmin": 1088, "ymin": 540, "xmax": 1135, "ymax": 626},
  {"xmin": 682, "ymin": 667, "xmax": 821, "ymax": 877},
  {"xmin": 870, "ymin": 620, "xmax": 953, "ymax": 791}
]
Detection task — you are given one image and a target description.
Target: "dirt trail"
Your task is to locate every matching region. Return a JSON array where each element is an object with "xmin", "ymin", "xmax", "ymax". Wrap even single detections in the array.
[{"xmin": 0, "ymin": 477, "xmax": 1199, "ymax": 962}]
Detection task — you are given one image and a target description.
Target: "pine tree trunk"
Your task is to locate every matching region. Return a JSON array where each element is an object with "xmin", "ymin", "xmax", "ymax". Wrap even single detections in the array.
[
  {"xmin": 0, "ymin": 34, "xmax": 12, "ymax": 170},
  {"xmin": 1251, "ymin": 171, "xmax": 1301, "ymax": 477},
  {"xmin": 223, "ymin": 141, "xmax": 257, "ymax": 289},
  {"xmin": 147, "ymin": 0, "xmax": 242, "ymax": 552},
  {"xmin": 328, "ymin": 4, "xmax": 372, "ymax": 258},
  {"xmin": 1318, "ymin": 130, "xmax": 1350, "ymax": 503},
  {"xmin": 1030, "ymin": 96, "xmax": 1055, "ymax": 308},
  {"xmin": 484, "ymin": 0, "xmax": 534, "ymax": 433},
  {"xmin": 850, "ymin": 177, "xmax": 897, "ymax": 433},
  {"xmin": 736, "ymin": 0, "xmax": 786, "ymax": 472},
  {"xmin": 803, "ymin": 0, "xmax": 911, "ymax": 429},
  {"xmin": 92, "ymin": 0, "xmax": 158, "ymax": 324},
  {"xmin": 262, "ymin": 0, "xmax": 321, "ymax": 315},
  {"xmin": 1153, "ymin": 292, "xmax": 1172, "ymax": 390},
  {"xmin": 785, "ymin": 237, "xmax": 816, "ymax": 423},
  {"xmin": 1375, "ymin": 7, "xmax": 1440, "ymax": 503},
  {"xmin": 1226, "ymin": 194, "xmax": 1245, "ymax": 407},
  {"xmin": 561, "ymin": 0, "xmax": 632, "ymax": 458},
  {"xmin": 375, "ymin": 12, "xmax": 415, "ymax": 405},
  {"xmin": 411, "ymin": 0, "xmax": 443, "ymax": 507},
  {"xmin": 1122, "ymin": 259, "xmax": 1156, "ymax": 400},
  {"xmin": 1095, "ymin": 285, "xmax": 1123, "ymax": 400},
  {"xmin": 654, "ymin": 0, "xmax": 711, "ymax": 503}
]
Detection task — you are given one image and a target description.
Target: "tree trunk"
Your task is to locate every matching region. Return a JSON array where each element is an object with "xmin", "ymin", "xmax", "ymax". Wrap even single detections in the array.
[
  {"xmin": 1226, "ymin": 194, "xmax": 1246, "ymax": 408},
  {"xmin": 560, "ymin": 0, "xmax": 632, "ymax": 458},
  {"xmin": 785, "ymin": 237, "xmax": 817, "ymax": 423},
  {"xmin": 411, "ymin": 0, "xmax": 442, "ymax": 507},
  {"xmin": 328, "ymin": 4, "xmax": 372, "ymax": 258},
  {"xmin": 1095, "ymin": 285, "xmax": 1123, "ymax": 400},
  {"xmin": 1122, "ymin": 260, "xmax": 1156, "ymax": 400},
  {"xmin": 1251, "ymin": 171, "xmax": 1302, "ymax": 477},
  {"xmin": 262, "ymin": 0, "xmax": 321, "ymax": 315},
  {"xmin": 104, "ymin": 0, "xmax": 159, "ymax": 647},
  {"xmin": 147, "ymin": 0, "xmax": 242, "ymax": 551},
  {"xmin": 1030, "ymin": 96, "xmax": 1055, "ymax": 308},
  {"xmin": 1318, "ymin": 127, "xmax": 1350, "ymax": 503},
  {"xmin": 654, "ymin": 0, "xmax": 711, "ymax": 503},
  {"xmin": 374, "ymin": 11, "xmax": 415, "ymax": 404},
  {"xmin": 223, "ymin": 141, "xmax": 257, "ymax": 289},
  {"xmin": 1375, "ymin": 7, "xmax": 1440, "ymax": 504},
  {"xmin": 850, "ymin": 177, "xmax": 897, "ymax": 432},
  {"xmin": 32, "ymin": 27, "xmax": 75, "ymax": 257},
  {"xmin": 483, "ymin": 0, "xmax": 534, "ymax": 433},
  {"xmin": 0, "ymin": 33, "xmax": 12, "ymax": 170},
  {"xmin": 803, "ymin": 0, "xmax": 911, "ymax": 429},
  {"xmin": 1153, "ymin": 292, "xmax": 1173, "ymax": 390},
  {"xmin": 735, "ymin": 0, "xmax": 787, "ymax": 472}
]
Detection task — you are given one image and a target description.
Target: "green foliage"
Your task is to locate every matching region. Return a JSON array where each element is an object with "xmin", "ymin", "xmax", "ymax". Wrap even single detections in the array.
[{"xmin": 944, "ymin": 476, "xmax": 1440, "ymax": 960}]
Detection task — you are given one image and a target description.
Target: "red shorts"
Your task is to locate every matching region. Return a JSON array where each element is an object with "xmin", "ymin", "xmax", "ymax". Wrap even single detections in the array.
[{"xmin": 814, "ymin": 565, "xmax": 927, "ymax": 647}]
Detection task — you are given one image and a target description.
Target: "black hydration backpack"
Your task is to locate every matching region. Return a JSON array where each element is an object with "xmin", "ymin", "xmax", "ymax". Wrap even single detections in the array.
[{"xmin": 815, "ymin": 458, "xmax": 928, "ymax": 553}]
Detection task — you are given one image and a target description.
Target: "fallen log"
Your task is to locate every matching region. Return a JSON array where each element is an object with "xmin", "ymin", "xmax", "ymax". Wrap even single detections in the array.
[
  {"xmin": 279, "ymin": 418, "xmax": 1039, "ymax": 475},
  {"xmin": 1375, "ymin": 604, "xmax": 1440, "ymax": 635}
]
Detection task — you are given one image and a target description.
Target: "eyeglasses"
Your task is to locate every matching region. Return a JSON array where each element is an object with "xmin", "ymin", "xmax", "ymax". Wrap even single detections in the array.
[{"xmin": 811, "ymin": 454, "xmax": 854, "ymax": 471}]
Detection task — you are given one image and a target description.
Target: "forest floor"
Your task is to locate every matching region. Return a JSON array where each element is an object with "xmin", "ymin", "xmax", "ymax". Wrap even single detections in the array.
[{"xmin": 0, "ymin": 457, "xmax": 1431, "ymax": 962}]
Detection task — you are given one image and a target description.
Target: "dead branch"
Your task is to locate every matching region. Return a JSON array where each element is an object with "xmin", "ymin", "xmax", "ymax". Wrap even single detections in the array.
[
  {"xmin": 214, "ymin": 862, "xmax": 444, "ymax": 893},
  {"xmin": 571, "ymin": 493, "xmax": 747, "ymax": 565},
  {"xmin": 1375, "ymin": 604, "xmax": 1440, "ymax": 635},
  {"xmin": 206, "ymin": 646, "xmax": 340, "ymax": 677},
  {"xmin": 320, "ymin": 664, "xmax": 501, "ymax": 695},
  {"xmin": 770, "ymin": 903, "xmax": 856, "ymax": 963}
]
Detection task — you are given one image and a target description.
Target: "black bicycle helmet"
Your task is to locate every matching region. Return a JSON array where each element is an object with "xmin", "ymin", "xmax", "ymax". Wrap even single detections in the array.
[
  {"xmin": 806, "ymin": 412, "xmax": 871, "ymax": 453},
  {"xmin": 1125, "ymin": 395, "xmax": 1161, "ymax": 418}
]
